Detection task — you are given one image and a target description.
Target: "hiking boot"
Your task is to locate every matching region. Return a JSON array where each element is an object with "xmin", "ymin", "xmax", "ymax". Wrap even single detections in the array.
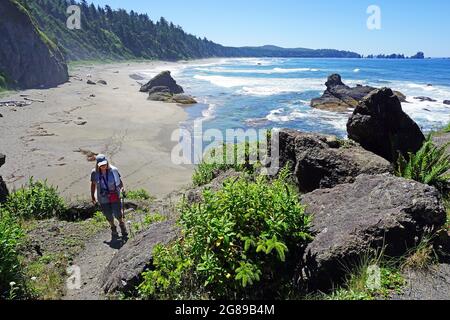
[
  {"xmin": 119, "ymin": 223, "xmax": 128, "ymax": 238},
  {"xmin": 111, "ymin": 226, "xmax": 119, "ymax": 239}
]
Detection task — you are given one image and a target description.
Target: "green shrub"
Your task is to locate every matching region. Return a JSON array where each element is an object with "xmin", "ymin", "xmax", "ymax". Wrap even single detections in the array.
[
  {"xmin": 125, "ymin": 189, "xmax": 154, "ymax": 201},
  {"xmin": 396, "ymin": 136, "xmax": 450, "ymax": 189},
  {"xmin": 325, "ymin": 252, "xmax": 405, "ymax": 301},
  {"xmin": 5, "ymin": 178, "xmax": 66, "ymax": 220},
  {"xmin": 192, "ymin": 162, "xmax": 229, "ymax": 187},
  {"xmin": 0, "ymin": 209, "xmax": 25, "ymax": 299},
  {"xmin": 139, "ymin": 168, "xmax": 312, "ymax": 299}
]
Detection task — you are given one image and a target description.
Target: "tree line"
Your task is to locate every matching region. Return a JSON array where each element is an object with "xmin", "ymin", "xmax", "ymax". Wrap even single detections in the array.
[{"xmin": 18, "ymin": 0, "xmax": 361, "ymax": 61}]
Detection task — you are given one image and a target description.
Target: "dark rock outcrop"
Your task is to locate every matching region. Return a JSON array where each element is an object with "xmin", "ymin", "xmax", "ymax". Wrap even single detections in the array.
[
  {"xmin": 101, "ymin": 220, "xmax": 178, "ymax": 294},
  {"xmin": 444, "ymin": 100, "xmax": 450, "ymax": 105},
  {"xmin": 96, "ymin": 80, "xmax": 107, "ymax": 85},
  {"xmin": 0, "ymin": 153, "xmax": 8, "ymax": 203},
  {"xmin": 414, "ymin": 96, "xmax": 437, "ymax": 102},
  {"xmin": 0, "ymin": 154, "xmax": 5, "ymax": 168},
  {"xmin": 347, "ymin": 88, "xmax": 425, "ymax": 162},
  {"xmin": 311, "ymin": 74, "xmax": 406, "ymax": 112},
  {"xmin": 63, "ymin": 200, "xmax": 99, "ymax": 221},
  {"xmin": 273, "ymin": 129, "xmax": 392, "ymax": 193},
  {"xmin": 86, "ymin": 80, "xmax": 96, "ymax": 85},
  {"xmin": 0, "ymin": 0, "xmax": 68, "ymax": 89},
  {"xmin": 300, "ymin": 174, "xmax": 446, "ymax": 289},
  {"xmin": 140, "ymin": 71, "xmax": 184, "ymax": 94}
]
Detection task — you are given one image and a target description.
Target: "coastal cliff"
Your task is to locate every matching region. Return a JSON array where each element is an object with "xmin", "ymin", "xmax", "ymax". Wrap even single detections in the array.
[{"xmin": 0, "ymin": 0, "xmax": 68, "ymax": 89}]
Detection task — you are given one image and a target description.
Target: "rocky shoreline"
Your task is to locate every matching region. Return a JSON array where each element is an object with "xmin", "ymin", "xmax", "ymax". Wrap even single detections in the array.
[
  {"xmin": 311, "ymin": 73, "xmax": 450, "ymax": 113},
  {"xmin": 1, "ymin": 66, "xmax": 449, "ymax": 300},
  {"xmin": 94, "ymin": 87, "xmax": 450, "ymax": 299}
]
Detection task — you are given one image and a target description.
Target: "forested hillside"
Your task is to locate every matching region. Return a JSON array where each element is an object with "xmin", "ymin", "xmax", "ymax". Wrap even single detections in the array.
[{"xmin": 17, "ymin": 0, "xmax": 361, "ymax": 61}]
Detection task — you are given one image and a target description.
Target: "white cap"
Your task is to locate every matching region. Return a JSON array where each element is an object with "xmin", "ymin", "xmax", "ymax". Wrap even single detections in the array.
[{"xmin": 98, "ymin": 160, "xmax": 108, "ymax": 167}]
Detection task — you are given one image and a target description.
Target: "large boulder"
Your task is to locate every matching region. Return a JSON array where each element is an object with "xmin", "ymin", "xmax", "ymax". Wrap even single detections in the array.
[
  {"xmin": 273, "ymin": 129, "xmax": 392, "ymax": 193},
  {"xmin": 147, "ymin": 91, "xmax": 173, "ymax": 102},
  {"xmin": 0, "ymin": 153, "xmax": 8, "ymax": 203},
  {"xmin": 172, "ymin": 94, "xmax": 197, "ymax": 105},
  {"xmin": 101, "ymin": 220, "xmax": 178, "ymax": 294},
  {"xmin": 347, "ymin": 88, "xmax": 426, "ymax": 162},
  {"xmin": 300, "ymin": 174, "xmax": 446, "ymax": 289},
  {"xmin": 140, "ymin": 71, "xmax": 184, "ymax": 94},
  {"xmin": 311, "ymin": 74, "xmax": 406, "ymax": 112},
  {"xmin": 0, "ymin": 0, "xmax": 68, "ymax": 89}
]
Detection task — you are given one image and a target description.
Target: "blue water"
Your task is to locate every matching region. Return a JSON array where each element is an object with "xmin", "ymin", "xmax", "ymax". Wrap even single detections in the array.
[{"xmin": 140, "ymin": 58, "xmax": 450, "ymax": 140}]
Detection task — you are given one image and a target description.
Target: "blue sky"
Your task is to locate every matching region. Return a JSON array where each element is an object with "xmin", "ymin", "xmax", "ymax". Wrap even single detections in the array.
[{"xmin": 90, "ymin": 0, "xmax": 450, "ymax": 57}]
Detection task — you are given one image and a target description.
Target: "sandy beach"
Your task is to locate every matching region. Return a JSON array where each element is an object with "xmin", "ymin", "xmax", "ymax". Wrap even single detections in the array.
[{"xmin": 0, "ymin": 60, "xmax": 199, "ymax": 200}]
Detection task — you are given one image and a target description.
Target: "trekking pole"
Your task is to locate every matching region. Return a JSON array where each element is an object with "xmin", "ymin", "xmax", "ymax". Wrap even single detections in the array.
[{"xmin": 121, "ymin": 189, "xmax": 126, "ymax": 220}]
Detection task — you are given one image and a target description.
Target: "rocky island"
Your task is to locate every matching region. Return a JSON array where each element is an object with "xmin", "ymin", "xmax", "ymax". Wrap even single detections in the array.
[
  {"xmin": 311, "ymin": 74, "xmax": 406, "ymax": 112},
  {"xmin": 140, "ymin": 71, "xmax": 197, "ymax": 105}
]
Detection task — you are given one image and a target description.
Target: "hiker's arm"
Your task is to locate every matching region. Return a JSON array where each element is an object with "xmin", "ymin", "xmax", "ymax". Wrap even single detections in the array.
[{"xmin": 91, "ymin": 182, "xmax": 96, "ymax": 203}]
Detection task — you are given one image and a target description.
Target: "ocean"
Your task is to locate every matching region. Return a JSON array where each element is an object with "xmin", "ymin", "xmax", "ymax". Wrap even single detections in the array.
[{"xmin": 138, "ymin": 58, "xmax": 450, "ymax": 141}]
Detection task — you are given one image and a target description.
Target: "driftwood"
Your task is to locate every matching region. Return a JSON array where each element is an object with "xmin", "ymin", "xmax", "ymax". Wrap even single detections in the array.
[
  {"xmin": 24, "ymin": 97, "xmax": 45, "ymax": 103},
  {"xmin": 0, "ymin": 100, "xmax": 32, "ymax": 108}
]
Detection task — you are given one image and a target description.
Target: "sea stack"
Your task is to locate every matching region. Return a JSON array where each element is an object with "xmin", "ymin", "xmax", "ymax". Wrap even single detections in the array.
[
  {"xmin": 140, "ymin": 71, "xmax": 197, "ymax": 104},
  {"xmin": 311, "ymin": 74, "xmax": 406, "ymax": 112},
  {"xmin": 347, "ymin": 87, "xmax": 425, "ymax": 162}
]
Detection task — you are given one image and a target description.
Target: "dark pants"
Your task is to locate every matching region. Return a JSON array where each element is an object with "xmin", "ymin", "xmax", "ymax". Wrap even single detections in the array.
[{"xmin": 100, "ymin": 202, "xmax": 122, "ymax": 223}]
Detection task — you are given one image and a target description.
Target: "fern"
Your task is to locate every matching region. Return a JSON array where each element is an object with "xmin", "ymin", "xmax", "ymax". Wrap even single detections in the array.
[{"xmin": 396, "ymin": 136, "xmax": 450, "ymax": 189}]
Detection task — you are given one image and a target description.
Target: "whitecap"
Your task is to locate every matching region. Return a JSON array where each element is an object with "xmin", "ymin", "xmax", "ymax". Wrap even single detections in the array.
[
  {"xmin": 195, "ymin": 67, "xmax": 320, "ymax": 74},
  {"xmin": 194, "ymin": 74, "xmax": 325, "ymax": 96}
]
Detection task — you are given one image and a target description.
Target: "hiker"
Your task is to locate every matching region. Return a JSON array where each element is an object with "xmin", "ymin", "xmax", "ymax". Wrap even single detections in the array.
[{"xmin": 91, "ymin": 154, "xmax": 128, "ymax": 239}]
